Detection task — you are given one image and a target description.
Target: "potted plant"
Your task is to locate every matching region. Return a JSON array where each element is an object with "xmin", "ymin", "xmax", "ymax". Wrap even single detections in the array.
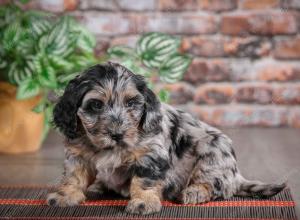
[
  {"xmin": 0, "ymin": 3, "xmax": 192, "ymax": 154},
  {"xmin": 0, "ymin": 3, "xmax": 97, "ymax": 153}
]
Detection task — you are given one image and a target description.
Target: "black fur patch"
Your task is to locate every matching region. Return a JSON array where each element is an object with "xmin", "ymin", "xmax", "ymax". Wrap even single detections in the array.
[
  {"xmin": 221, "ymin": 150, "xmax": 231, "ymax": 158},
  {"xmin": 132, "ymin": 155, "xmax": 170, "ymax": 180},
  {"xmin": 53, "ymin": 77, "xmax": 93, "ymax": 139},
  {"xmin": 142, "ymin": 179, "xmax": 155, "ymax": 188},
  {"xmin": 187, "ymin": 120, "xmax": 199, "ymax": 127},
  {"xmin": 134, "ymin": 75, "xmax": 162, "ymax": 134},
  {"xmin": 230, "ymin": 147, "xmax": 237, "ymax": 159},
  {"xmin": 169, "ymin": 111, "xmax": 180, "ymax": 144},
  {"xmin": 162, "ymin": 183, "xmax": 176, "ymax": 200},
  {"xmin": 198, "ymin": 152, "xmax": 216, "ymax": 163},
  {"xmin": 168, "ymin": 111, "xmax": 194, "ymax": 158},
  {"xmin": 207, "ymin": 131, "xmax": 219, "ymax": 148},
  {"xmin": 231, "ymin": 166, "xmax": 237, "ymax": 175},
  {"xmin": 213, "ymin": 178, "xmax": 223, "ymax": 191},
  {"xmin": 175, "ymin": 135, "xmax": 194, "ymax": 159}
]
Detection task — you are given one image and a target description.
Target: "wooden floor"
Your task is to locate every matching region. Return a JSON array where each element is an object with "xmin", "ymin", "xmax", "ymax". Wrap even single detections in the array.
[{"xmin": 0, "ymin": 128, "xmax": 299, "ymax": 217}]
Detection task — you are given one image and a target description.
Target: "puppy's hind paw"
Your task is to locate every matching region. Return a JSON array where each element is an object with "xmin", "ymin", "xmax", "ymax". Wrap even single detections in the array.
[
  {"xmin": 47, "ymin": 190, "xmax": 85, "ymax": 207},
  {"xmin": 125, "ymin": 198, "xmax": 162, "ymax": 215}
]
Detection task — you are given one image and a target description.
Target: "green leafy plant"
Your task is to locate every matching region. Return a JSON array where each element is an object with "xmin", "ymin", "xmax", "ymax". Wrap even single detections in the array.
[
  {"xmin": 0, "ymin": 3, "xmax": 97, "ymax": 139},
  {"xmin": 107, "ymin": 32, "xmax": 192, "ymax": 102},
  {"xmin": 0, "ymin": 3, "xmax": 192, "ymax": 143}
]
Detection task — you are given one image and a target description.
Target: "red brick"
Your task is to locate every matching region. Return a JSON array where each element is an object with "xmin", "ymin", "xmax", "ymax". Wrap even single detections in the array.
[
  {"xmin": 229, "ymin": 59, "xmax": 255, "ymax": 81},
  {"xmin": 181, "ymin": 36, "xmax": 225, "ymax": 57},
  {"xmin": 158, "ymin": 0, "xmax": 198, "ymax": 11},
  {"xmin": 236, "ymin": 83, "xmax": 273, "ymax": 104},
  {"xmin": 94, "ymin": 37, "xmax": 110, "ymax": 57},
  {"xmin": 221, "ymin": 14, "xmax": 249, "ymax": 35},
  {"xmin": 281, "ymin": 0, "xmax": 300, "ymax": 9},
  {"xmin": 183, "ymin": 36, "xmax": 272, "ymax": 58},
  {"xmin": 198, "ymin": 0, "xmax": 237, "ymax": 12},
  {"xmin": 110, "ymin": 36, "xmax": 138, "ymax": 47},
  {"xmin": 221, "ymin": 12, "xmax": 298, "ymax": 35},
  {"xmin": 274, "ymin": 37, "xmax": 300, "ymax": 60},
  {"xmin": 224, "ymin": 37, "xmax": 272, "ymax": 57},
  {"xmin": 190, "ymin": 105, "xmax": 288, "ymax": 127},
  {"xmin": 194, "ymin": 84, "xmax": 235, "ymax": 104},
  {"xmin": 80, "ymin": 12, "xmax": 136, "ymax": 35},
  {"xmin": 64, "ymin": 0, "xmax": 78, "ymax": 11},
  {"xmin": 184, "ymin": 59, "xmax": 230, "ymax": 84},
  {"xmin": 79, "ymin": 0, "xmax": 118, "ymax": 10},
  {"xmin": 256, "ymin": 62, "xmax": 300, "ymax": 81},
  {"xmin": 164, "ymin": 82, "xmax": 194, "ymax": 105},
  {"xmin": 273, "ymin": 85, "xmax": 300, "ymax": 105},
  {"xmin": 139, "ymin": 14, "xmax": 217, "ymax": 34},
  {"xmin": 240, "ymin": 0, "xmax": 280, "ymax": 9},
  {"xmin": 289, "ymin": 108, "xmax": 300, "ymax": 128},
  {"xmin": 37, "ymin": 0, "xmax": 65, "ymax": 12},
  {"xmin": 0, "ymin": 0, "xmax": 11, "ymax": 5},
  {"xmin": 118, "ymin": 0, "xmax": 156, "ymax": 11}
]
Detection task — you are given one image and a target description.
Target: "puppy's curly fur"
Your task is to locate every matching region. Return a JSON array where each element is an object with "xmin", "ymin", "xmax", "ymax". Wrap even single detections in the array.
[{"xmin": 47, "ymin": 62, "xmax": 285, "ymax": 214}]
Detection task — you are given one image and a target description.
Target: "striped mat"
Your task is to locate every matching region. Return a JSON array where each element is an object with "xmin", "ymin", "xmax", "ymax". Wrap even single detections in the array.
[{"xmin": 0, "ymin": 185, "xmax": 297, "ymax": 219}]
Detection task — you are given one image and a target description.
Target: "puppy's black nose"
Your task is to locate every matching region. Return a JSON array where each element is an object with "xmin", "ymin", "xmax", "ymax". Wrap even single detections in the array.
[{"xmin": 111, "ymin": 133, "xmax": 123, "ymax": 142}]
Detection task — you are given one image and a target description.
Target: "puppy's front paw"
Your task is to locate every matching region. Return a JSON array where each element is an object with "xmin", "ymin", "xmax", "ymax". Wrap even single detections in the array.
[
  {"xmin": 87, "ymin": 183, "xmax": 104, "ymax": 194},
  {"xmin": 47, "ymin": 190, "xmax": 85, "ymax": 207},
  {"xmin": 181, "ymin": 184, "xmax": 210, "ymax": 204},
  {"xmin": 125, "ymin": 198, "xmax": 162, "ymax": 215}
]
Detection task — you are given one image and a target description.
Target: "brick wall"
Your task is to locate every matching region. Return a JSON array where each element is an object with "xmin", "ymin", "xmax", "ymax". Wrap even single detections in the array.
[{"xmin": 12, "ymin": 0, "xmax": 300, "ymax": 127}]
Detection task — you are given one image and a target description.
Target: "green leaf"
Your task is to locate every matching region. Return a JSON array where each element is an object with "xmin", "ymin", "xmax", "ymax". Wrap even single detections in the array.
[
  {"xmin": 38, "ymin": 64, "xmax": 57, "ymax": 88},
  {"xmin": 57, "ymin": 72, "xmax": 79, "ymax": 84},
  {"xmin": 49, "ymin": 55, "xmax": 74, "ymax": 71},
  {"xmin": 0, "ymin": 59, "xmax": 7, "ymax": 68},
  {"xmin": 3, "ymin": 22, "xmax": 21, "ymax": 51},
  {"xmin": 17, "ymin": 37, "xmax": 35, "ymax": 54},
  {"xmin": 19, "ymin": 0, "xmax": 30, "ymax": 4},
  {"xmin": 69, "ymin": 54, "xmax": 95, "ymax": 69},
  {"xmin": 159, "ymin": 54, "xmax": 192, "ymax": 83},
  {"xmin": 108, "ymin": 46, "xmax": 137, "ymax": 59},
  {"xmin": 137, "ymin": 32, "xmax": 180, "ymax": 68},
  {"xmin": 120, "ymin": 59, "xmax": 150, "ymax": 77},
  {"xmin": 43, "ymin": 16, "xmax": 73, "ymax": 57},
  {"xmin": 32, "ymin": 101, "xmax": 46, "ymax": 113},
  {"xmin": 29, "ymin": 18, "xmax": 52, "ymax": 37},
  {"xmin": 158, "ymin": 89, "xmax": 170, "ymax": 103},
  {"xmin": 16, "ymin": 79, "xmax": 40, "ymax": 100},
  {"xmin": 70, "ymin": 23, "xmax": 96, "ymax": 53}
]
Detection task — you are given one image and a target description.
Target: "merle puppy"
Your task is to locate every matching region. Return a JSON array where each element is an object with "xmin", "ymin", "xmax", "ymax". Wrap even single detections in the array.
[{"xmin": 47, "ymin": 62, "xmax": 285, "ymax": 214}]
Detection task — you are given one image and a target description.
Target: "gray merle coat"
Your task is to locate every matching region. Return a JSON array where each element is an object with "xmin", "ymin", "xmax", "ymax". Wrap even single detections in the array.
[{"xmin": 47, "ymin": 62, "xmax": 285, "ymax": 215}]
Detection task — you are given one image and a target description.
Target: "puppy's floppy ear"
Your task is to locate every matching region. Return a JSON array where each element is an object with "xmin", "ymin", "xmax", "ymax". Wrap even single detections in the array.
[
  {"xmin": 53, "ymin": 76, "xmax": 90, "ymax": 139},
  {"xmin": 142, "ymin": 87, "xmax": 163, "ymax": 133},
  {"xmin": 133, "ymin": 75, "xmax": 162, "ymax": 133}
]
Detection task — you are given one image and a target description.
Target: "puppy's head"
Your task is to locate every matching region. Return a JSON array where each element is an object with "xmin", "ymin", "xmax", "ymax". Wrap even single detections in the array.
[{"xmin": 53, "ymin": 62, "xmax": 161, "ymax": 149}]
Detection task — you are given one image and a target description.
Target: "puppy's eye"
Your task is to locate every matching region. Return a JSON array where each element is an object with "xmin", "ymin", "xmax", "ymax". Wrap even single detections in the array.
[
  {"xmin": 86, "ymin": 99, "xmax": 103, "ymax": 112},
  {"xmin": 125, "ymin": 96, "xmax": 141, "ymax": 108}
]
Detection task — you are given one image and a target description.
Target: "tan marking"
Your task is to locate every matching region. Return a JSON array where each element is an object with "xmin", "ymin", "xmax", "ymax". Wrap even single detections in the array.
[
  {"xmin": 122, "ymin": 148, "xmax": 151, "ymax": 164},
  {"xmin": 130, "ymin": 176, "xmax": 162, "ymax": 202}
]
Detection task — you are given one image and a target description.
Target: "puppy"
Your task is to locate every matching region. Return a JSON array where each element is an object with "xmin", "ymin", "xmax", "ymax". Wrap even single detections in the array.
[{"xmin": 47, "ymin": 62, "xmax": 285, "ymax": 214}]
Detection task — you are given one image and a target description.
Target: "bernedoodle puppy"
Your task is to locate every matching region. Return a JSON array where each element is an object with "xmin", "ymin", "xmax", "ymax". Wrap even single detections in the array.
[{"xmin": 47, "ymin": 62, "xmax": 285, "ymax": 214}]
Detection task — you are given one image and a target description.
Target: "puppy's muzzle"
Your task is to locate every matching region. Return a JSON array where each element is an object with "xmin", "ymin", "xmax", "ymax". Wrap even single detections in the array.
[{"xmin": 110, "ymin": 132, "xmax": 123, "ymax": 142}]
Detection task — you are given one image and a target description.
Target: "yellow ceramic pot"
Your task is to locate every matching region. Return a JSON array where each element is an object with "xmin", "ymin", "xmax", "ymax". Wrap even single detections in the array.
[{"xmin": 0, "ymin": 82, "xmax": 44, "ymax": 154}]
